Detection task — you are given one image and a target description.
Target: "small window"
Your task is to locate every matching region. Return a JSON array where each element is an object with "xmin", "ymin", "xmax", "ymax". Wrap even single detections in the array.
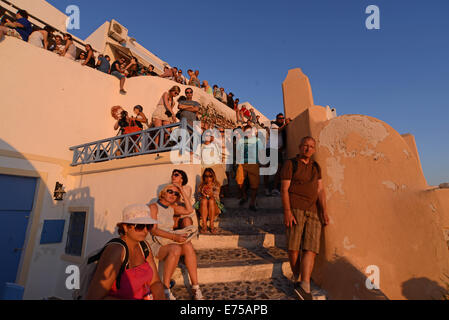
[{"xmin": 65, "ymin": 211, "xmax": 86, "ymax": 256}]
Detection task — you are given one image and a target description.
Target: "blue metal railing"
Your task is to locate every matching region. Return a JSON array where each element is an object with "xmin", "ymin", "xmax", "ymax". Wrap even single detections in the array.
[{"xmin": 69, "ymin": 118, "xmax": 198, "ymax": 166}]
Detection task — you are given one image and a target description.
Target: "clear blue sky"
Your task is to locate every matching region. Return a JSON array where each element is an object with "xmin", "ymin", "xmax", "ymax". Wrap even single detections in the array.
[{"xmin": 47, "ymin": 0, "xmax": 449, "ymax": 185}]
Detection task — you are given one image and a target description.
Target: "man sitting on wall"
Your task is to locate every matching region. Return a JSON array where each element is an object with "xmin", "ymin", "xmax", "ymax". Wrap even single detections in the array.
[{"xmin": 0, "ymin": 9, "xmax": 32, "ymax": 42}]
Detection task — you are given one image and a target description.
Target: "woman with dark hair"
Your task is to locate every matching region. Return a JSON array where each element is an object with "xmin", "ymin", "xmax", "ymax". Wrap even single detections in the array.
[
  {"xmin": 132, "ymin": 105, "xmax": 149, "ymax": 129},
  {"xmin": 81, "ymin": 44, "xmax": 96, "ymax": 68},
  {"xmin": 171, "ymin": 169, "xmax": 197, "ymax": 230},
  {"xmin": 196, "ymin": 168, "xmax": 224, "ymax": 234},
  {"xmin": 28, "ymin": 25, "xmax": 54, "ymax": 49},
  {"xmin": 60, "ymin": 33, "xmax": 76, "ymax": 60},
  {"xmin": 85, "ymin": 204, "xmax": 165, "ymax": 300}
]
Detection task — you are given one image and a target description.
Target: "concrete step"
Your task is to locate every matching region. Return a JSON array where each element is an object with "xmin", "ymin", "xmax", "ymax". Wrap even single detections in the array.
[
  {"xmin": 166, "ymin": 247, "xmax": 292, "ymax": 285},
  {"xmin": 214, "ymin": 213, "xmax": 283, "ymax": 228},
  {"xmin": 221, "ymin": 196, "xmax": 282, "ymax": 210},
  {"xmin": 191, "ymin": 225, "xmax": 286, "ymax": 249}
]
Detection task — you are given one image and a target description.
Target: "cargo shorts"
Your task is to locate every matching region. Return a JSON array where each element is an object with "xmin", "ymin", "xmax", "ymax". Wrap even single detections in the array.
[{"xmin": 286, "ymin": 208, "xmax": 322, "ymax": 254}]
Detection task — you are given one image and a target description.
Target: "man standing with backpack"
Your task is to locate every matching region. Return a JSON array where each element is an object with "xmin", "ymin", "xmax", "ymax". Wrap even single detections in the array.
[{"xmin": 280, "ymin": 136, "xmax": 330, "ymax": 300}]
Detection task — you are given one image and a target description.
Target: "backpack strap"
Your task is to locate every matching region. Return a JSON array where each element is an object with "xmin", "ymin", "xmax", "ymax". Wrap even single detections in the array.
[
  {"xmin": 107, "ymin": 238, "xmax": 129, "ymax": 290},
  {"xmin": 290, "ymin": 158, "xmax": 298, "ymax": 176},
  {"xmin": 87, "ymin": 238, "xmax": 129, "ymax": 290},
  {"xmin": 140, "ymin": 241, "xmax": 150, "ymax": 259}
]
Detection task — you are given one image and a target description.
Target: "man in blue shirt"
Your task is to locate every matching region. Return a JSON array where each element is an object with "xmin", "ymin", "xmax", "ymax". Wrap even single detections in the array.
[
  {"xmin": 0, "ymin": 10, "xmax": 32, "ymax": 42},
  {"xmin": 96, "ymin": 54, "xmax": 111, "ymax": 74},
  {"xmin": 235, "ymin": 125, "xmax": 263, "ymax": 211}
]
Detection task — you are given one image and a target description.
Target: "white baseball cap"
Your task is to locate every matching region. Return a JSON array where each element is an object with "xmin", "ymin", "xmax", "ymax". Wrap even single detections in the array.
[{"xmin": 120, "ymin": 204, "xmax": 159, "ymax": 225}]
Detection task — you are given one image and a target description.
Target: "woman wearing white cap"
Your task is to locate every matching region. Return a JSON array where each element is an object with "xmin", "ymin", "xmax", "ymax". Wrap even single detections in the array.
[
  {"xmin": 148, "ymin": 184, "xmax": 203, "ymax": 300},
  {"xmin": 86, "ymin": 204, "xmax": 166, "ymax": 300}
]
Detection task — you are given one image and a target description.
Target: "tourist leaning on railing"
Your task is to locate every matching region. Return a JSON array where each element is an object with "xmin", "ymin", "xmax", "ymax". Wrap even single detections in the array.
[
  {"xmin": 96, "ymin": 54, "xmax": 111, "ymax": 74},
  {"xmin": 28, "ymin": 25, "xmax": 54, "ymax": 49},
  {"xmin": 81, "ymin": 44, "xmax": 96, "ymax": 68},
  {"xmin": 60, "ymin": 33, "xmax": 76, "ymax": 60},
  {"xmin": 0, "ymin": 9, "xmax": 32, "ymax": 42}
]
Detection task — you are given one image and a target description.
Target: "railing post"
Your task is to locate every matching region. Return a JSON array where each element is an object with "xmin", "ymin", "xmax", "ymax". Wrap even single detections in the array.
[{"xmin": 180, "ymin": 118, "xmax": 188, "ymax": 155}]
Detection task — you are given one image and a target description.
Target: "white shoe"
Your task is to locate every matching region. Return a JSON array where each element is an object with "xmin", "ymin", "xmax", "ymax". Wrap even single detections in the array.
[
  {"xmin": 192, "ymin": 285, "xmax": 204, "ymax": 300},
  {"xmin": 271, "ymin": 189, "xmax": 281, "ymax": 196},
  {"xmin": 165, "ymin": 289, "xmax": 176, "ymax": 300}
]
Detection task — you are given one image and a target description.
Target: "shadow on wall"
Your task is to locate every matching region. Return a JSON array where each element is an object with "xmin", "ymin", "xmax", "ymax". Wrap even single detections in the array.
[
  {"xmin": 402, "ymin": 276, "xmax": 448, "ymax": 300},
  {"xmin": 314, "ymin": 230, "xmax": 388, "ymax": 300}
]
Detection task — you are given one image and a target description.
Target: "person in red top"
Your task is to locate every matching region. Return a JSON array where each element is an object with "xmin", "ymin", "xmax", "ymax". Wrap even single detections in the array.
[{"xmin": 86, "ymin": 204, "xmax": 165, "ymax": 300}]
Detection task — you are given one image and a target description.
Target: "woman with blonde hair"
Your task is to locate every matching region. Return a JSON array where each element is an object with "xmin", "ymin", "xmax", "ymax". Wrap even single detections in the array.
[
  {"xmin": 148, "ymin": 184, "xmax": 203, "ymax": 300},
  {"xmin": 152, "ymin": 85, "xmax": 180, "ymax": 146}
]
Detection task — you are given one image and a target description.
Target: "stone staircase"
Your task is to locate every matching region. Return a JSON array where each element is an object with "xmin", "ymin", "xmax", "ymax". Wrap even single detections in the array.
[{"xmin": 168, "ymin": 182, "xmax": 328, "ymax": 300}]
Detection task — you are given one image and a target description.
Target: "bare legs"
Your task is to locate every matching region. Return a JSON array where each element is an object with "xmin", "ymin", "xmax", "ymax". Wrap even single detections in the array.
[
  {"xmin": 200, "ymin": 199, "xmax": 217, "ymax": 233},
  {"xmin": 288, "ymin": 250, "xmax": 316, "ymax": 289},
  {"xmin": 157, "ymin": 241, "xmax": 199, "ymax": 291},
  {"xmin": 157, "ymin": 244, "xmax": 182, "ymax": 288}
]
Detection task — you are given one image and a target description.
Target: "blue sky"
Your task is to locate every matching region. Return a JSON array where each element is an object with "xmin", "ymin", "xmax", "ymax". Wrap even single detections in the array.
[{"xmin": 47, "ymin": 0, "xmax": 449, "ymax": 185}]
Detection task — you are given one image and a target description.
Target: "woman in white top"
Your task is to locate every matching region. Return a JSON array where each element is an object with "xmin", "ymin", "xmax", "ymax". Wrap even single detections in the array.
[
  {"xmin": 28, "ymin": 26, "xmax": 54, "ymax": 49},
  {"xmin": 148, "ymin": 184, "xmax": 203, "ymax": 300},
  {"xmin": 60, "ymin": 33, "xmax": 76, "ymax": 60}
]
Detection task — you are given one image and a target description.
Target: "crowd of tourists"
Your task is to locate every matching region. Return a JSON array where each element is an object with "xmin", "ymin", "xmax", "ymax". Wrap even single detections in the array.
[{"xmin": 1, "ymin": 7, "xmax": 329, "ymax": 302}]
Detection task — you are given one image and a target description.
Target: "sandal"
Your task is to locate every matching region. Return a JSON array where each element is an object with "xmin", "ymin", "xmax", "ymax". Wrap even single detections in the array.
[
  {"xmin": 209, "ymin": 227, "xmax": 219, "ymax": 235},
  {"xmin": 200, "ymin": 227, "xmax": 209, "ymax": 234}
]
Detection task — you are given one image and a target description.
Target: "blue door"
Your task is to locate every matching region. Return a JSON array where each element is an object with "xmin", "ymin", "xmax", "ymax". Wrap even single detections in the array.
[{"xmin": 0, "ymin": 174, "xmax": 37, "ymax": 289}]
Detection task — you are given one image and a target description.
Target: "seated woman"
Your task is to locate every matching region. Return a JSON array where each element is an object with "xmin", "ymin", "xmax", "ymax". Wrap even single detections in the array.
[
  {"xmin": 170, "ymin": 169, "xmax": 198, "ymax": 232},
  {"xmin": 148, "ymin": 184, "xmax": 203, "ymax": 300},
  {"xmin": 197, "ymin": 168, "xmax": 224, "ymax": 235},
  {"xmin": 86, "ymin": 204, "xmax": 165, "ymax": 300}
]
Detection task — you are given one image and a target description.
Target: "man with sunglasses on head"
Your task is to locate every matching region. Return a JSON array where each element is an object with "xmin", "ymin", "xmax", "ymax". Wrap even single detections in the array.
[{"xmin": 178, "ymin": 88, "xmax": 201, "ymax": 127}]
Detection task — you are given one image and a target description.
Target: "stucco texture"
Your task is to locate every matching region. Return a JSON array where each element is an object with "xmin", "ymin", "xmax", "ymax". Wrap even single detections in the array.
[
  {"xmin": 309, "ymin": 115, "xmax": 449, "ymax": 300},
  {"xmin": 282, "ymin": 69, "xmax": 449, "ymax": 300}
]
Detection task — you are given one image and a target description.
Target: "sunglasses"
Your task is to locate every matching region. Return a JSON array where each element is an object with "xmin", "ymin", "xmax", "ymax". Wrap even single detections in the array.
[
  {"xmin": 172, "ymin": 172, "xmax": 181, "ymax": 177},
  {"xmin": 186, "ymin": 91, "xmax": 193, "ymax": 94},
  {"xmin": 166, "ymin": 189, "xmax": 180, "ymax": 197},
  {"xmin": 204, "ymin": 174, "xmax": 213, "ymax": 178},
  {"xmin": 131, "ymin": 224, "xmax": 153, "ymax": 231}
]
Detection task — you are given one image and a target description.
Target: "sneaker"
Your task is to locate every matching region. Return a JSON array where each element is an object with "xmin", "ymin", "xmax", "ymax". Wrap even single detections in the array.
[
  {"xmin": 192, "ymin": 286, "xmax": 204, "ymax": 300},
  {"xmin": 165, "ymin": 288, "xmax": 176, "ymax": 300},
  {"xmin": 294, "ymin": 282, "xmax": 313, "ymax": 300},
  {"xmin": 271, "ymin": 189, "xmax": 281, "ymax": 196},
  {"xmin": 249, "ymin": 205, "xmax": 257, "ymax": 212},
  {"xmin": 119, "ymin": 89, "xmax": 127, "ymax": 95},
  {"xmin": 239, "ymin": 198, "xmax": 248, "ymax": 206}
]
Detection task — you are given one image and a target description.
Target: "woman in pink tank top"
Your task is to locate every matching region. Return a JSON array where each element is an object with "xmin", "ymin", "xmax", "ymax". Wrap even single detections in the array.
[{"xmin": 86, "ymin": 204, "xmax": 166, "ymax": 300}]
